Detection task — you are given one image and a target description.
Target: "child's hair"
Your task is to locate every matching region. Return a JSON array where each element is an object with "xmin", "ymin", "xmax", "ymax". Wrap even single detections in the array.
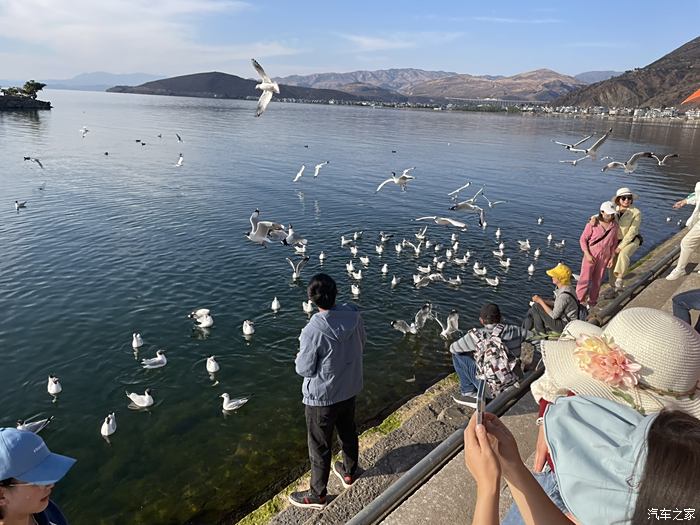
[{"xmin": 631, "ymin": 410, "xmax": 700, "ymax": 524}]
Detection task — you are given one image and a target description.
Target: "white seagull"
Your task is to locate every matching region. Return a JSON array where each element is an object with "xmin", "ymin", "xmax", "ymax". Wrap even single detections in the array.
[
  {"xmin": 242, "ymin": 320, "xmax": 255, "ymax": 335},
  {"xmin": 101, "ymin": 413, "xmax": 117, "ymax": 437},
  {"xmin": 206, "ymin": 356, "xmax": 220, "ymax": 374},
  {"xmin": 651, "ymin": 153, "xmax": 678, "ymax": 166},
  {"xmin": 175, "ymin": 153, "xmax": 183, "ymax": 167},
  {"xmin": 15, "ymin": 200, "xmax": 27, "ymax": 211},
  {"xmin": 415, "ymin": 226, "xmax": 428, "ymax": 241},
  {"xmin": 528, "ymin": 264, "xmax": 535, "ymax": 274},
  {"xmin": 500, "ymin": 258, "xmax": 511, "ymax": 268},
  {"xmin": 286, "ymin": 256, "xmax": 310, "ymax": 281},
  {"xmin": 303, "ymin": 300, "xmax": 314, "ymax": 314},
  {"xmin": 391, "ymin": 319, "xmax": 417, "ymax": 335},
  {"xmin": 376, "ymin": 168, "xmax": 416, "ymax": 192},
  {"xmin": 47, "ymin": 375, "xmax": 61, "ymax": 399},
  {"xmin": 391, "ymin": 275, "xmax": 401, "ymax": 287},
  {"xmin": 189, "ymin": 308, "xmax": 214, "ymax": 328},
  {"xmin": 433, "ymin": 309, "xmax": 460, "ymax": 339},
  {"xmin": 416, "ymin": 216, "xmax": 467, "ymax": 230},
  {"xmin": 482, "ymin": 194, "xmax": 507, "ymax": 208},
  {"xmin": 132, "ymin": 333, "xmax": 144, "ymax": 349},
  {"xmin": 126, "ymin": 389, "xmax": 153, "ymax": 408},
  {"xmin": 293, "ymin": 165, "xmax": 306, "ymax": 182},
  {"xmin": 559, "ymin": 155, "xmax": 590, "ymax": 166},
  {"xmin": 474, "ymin": 266, "xmax": 487, "ymax": 276},
  {"xmin": 551, "ymin": 133, "xmax": 595, "ymax": 150},
  {"xmin": 319, "ymin": 251, "xmax": 326, "ymax": 262},
  {"xmin": 495, "ymin": 228, "xmax": 501, "ymax": 239},
  {"xmin": 447, "ymin": 181, "xmax": 471, "ymax": 199},
  {"xmin": 221, "ymin": 393, "xmax": 249, "ymax": 411},
  {"xmin": 351, "ymin": 284, "xmax": 360, "ymax": 296},
  {"xmin": 313, "ymin": 161, "xmax": 330, "ymax": 177},
  {"xmin": 351, "ymin": 269, "xmax": 363, "ymax": 280},
  {"xmin": 284, "ymin": 223, "xmax": 308, "ymax": 245},
  {"xmin": 359, "ymin": 255, "xmax": 370, "ymax": 266},
  {"xmin": 80, "ymin": 126, "xmax": 89, "ymax": 139},
  {"xmin": 518, "ymin": 239, "xmax": 531, "ymax": 251},
  {"xmin": 246, "ymin": 209, "xmax": 287, "ymax": 246},
  {"xmin": 381, "ymin": 263, "xmax": 388, "ymax": 274},
  {"xmin": 485, "ymin": 276, "xmax": 500, "ymax": 286},
  {"xmin": 16, "ymin": 415, "xmax": 54, "ymax": 434},
  {"xmin": 601, "ymin": 152, "xmax": 654, "ymax": 174},
  {"xmin": 414, "ymin": 303, "xmax": 433, "ymax": 330},
  {"xmin": 568, "ymin": 128, "xmax": 612, "ymax": 160},
  {"xmin": 346, "ymin": 260, "xmax": 355, "ymax": 273},
  {"xmin": 251, "ymin": 58, "xmax": 279, "ymax": 117},
  {"xmin": 534, "ymin": 248, "xmax": 541, "ymax": 258},
  {"xmin": 141, "ymin": 350, "xmax": 167, "ymax": 369},
  {"xmin": 271, "ymin": 297, "xmax": 281, "ymax": 312}
]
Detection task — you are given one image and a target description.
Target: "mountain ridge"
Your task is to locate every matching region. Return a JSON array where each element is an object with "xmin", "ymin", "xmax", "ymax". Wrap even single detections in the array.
[{"xmin": 555, "ymin": 36, "xmax": 700, "ymax": 107}]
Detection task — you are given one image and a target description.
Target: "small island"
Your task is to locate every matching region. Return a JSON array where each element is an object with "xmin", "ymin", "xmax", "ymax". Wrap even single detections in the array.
[{"xmin": 0, "ymin": 80, "xmax": 51, "ymax": 110}]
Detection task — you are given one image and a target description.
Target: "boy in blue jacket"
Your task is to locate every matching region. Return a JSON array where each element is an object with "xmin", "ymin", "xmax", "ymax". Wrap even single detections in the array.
[{"xmin": 289, "ymin": 273, "xmax": 366, "ymax": 509}]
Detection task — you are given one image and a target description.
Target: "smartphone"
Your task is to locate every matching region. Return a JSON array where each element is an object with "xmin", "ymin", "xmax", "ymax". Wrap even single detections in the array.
[{"xmin": 476, "ymin": 380, "xmax": 486, "ymax": 425}]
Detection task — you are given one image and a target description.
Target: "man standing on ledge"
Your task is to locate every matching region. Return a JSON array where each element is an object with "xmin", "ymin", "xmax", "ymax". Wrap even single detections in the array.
[{"xmin": 289, "ymin": 273, "xmax": 366, "ymax": 509}]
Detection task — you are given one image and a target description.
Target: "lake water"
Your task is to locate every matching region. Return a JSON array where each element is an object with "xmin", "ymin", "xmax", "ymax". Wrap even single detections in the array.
[{"xmin": 1, "ymin": 90, "xmax": 699, "ymax": 524}]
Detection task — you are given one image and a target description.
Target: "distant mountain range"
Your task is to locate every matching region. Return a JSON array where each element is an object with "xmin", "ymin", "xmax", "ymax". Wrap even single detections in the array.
[
  {"xmin": 556, "ymin": 36, "xmax": 700, "ymax": 107},
  {"xmin": 574, "ymin": 70, "xmax": 624, "ymax": 84}
]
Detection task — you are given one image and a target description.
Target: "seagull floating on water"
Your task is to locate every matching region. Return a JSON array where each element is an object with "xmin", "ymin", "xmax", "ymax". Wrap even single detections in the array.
[
  {"xmin": 518, "ymin": 239, "xmax": 531, "ymax": 251},
  {"xmin": 528, "ymin": 264, "xmax": 535, "ymax": 274},
  {"xmin": 381, "ymin": 263, "xmax": 388, "ymax": 274},
  {"xmin": 132, "ymin": 333, "xmax": 144, "ymax": 349},
  {"xmin": 391, "ymin": 275, "xmax": 401, "ymax": 287},
  {"xmin": 189, "ymin": 308, "xmax": 214, "ymax": 328},
  {"xmin": 495, "ymin": 228, "xmax": 501, "ymax": 239},
  {"xmin": 391, "ymin": 319, "xmax": 417, "ymax": 335},
  {"xmin": 554, "ymin": 239, "xmax": 566, "ymax": 248},
  {"xmin": 251, "ymin": 58, "xmax": 279, "ymax": 117},
  {"xmin": 242, "ymin": 320, "xmax": 255, "ymax": 335},
  {"xmin": 474, "ymin": 266, "xmax": 487, "ymax": 276},
  {"xmin": 47, "ymin": 375, "xmax": 61, "ymax": 399},
  {"xmin": 303, "ymin": 300, "xmax": 314, "ymax": 314},
  {"xmin": 601, "ymin": 152, "xmax": 653, "ymax": 174},
  {"xmin": 500, "ymin": 258, "xmax": 511, "ymax": 268},
  {"xmin": 534, "ymin": 248, "xmax": 541, "ymax": 258},
  {"xmin": 101, "ymin": 413, "xmax": 117, "ymax": 437},
  {"xmin": 351, "ymin": 284, "xmax": 360, "ymax": 296},
  {"xmin": 271, "ymin": 297, "xmax": 281, "ymax": 312},
  {"xmin": 485, "ymin": 276, "xmax": 500, "ymax": 287},
  {"xmin": 206, "ymin": 356, "xmax": 220, "ymax": 374},
  {"xmin": 16, "ymin": 415, "xmax": 54, "ymax": 434},
  {"xmin": 141, "ymin": 350, "xmax": 167, "ymax": 369},
  {"xmin": 175, "ymin": 153, "xmax": 183, "ymax": 167},
  {"xmin": 319, "ymin": 251, "xmax": 326, "ymax": 262},
  {"xmin": 126, "ymin": 389, "xmax": 153, "ymax": 408},
  {"xmin": 359, "ymin": 255, "xmax": 370, "ymax": 266},
  {"xmin": 221, "ymin": 393, "xmax": 249, "ymax": 411},
  {"xmin": 15, "ymin": 200, "xmax": 27, "ymax": 211}
]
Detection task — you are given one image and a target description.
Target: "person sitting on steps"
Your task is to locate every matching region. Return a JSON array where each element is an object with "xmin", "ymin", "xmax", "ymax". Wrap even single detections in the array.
[
  {"xmin": 450, "ymin": 303, "xmax": 529, "ymax": 407},
  {"xmin": 522, "ymin": 263, "xmax": 579, "ymax": 336}
]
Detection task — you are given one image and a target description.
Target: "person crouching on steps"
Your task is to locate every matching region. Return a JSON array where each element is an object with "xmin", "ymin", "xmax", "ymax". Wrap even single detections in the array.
[
  {"xmin": 577, "ymin": 201, "xmax": 619, "ymax": 307},
  {"xmin": 289, "ymin": 273, "xmax": 366, "ymax": 510}
]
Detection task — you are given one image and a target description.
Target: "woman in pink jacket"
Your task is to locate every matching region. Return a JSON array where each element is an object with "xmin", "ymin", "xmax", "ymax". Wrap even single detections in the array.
[{"xmin": 577, "ymin": 201, "xmax": 620, "ymax": 307}]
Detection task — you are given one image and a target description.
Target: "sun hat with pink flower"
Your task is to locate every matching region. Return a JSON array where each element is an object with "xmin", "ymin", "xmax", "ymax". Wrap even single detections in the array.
[{"xmin": 536, "ymin": 307, "xmax": 700, "ymax": 417}]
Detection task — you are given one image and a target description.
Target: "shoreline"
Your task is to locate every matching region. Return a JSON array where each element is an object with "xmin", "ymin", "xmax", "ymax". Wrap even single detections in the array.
[
  {"xmin": 0, "ymin": 95, "xmax": 51, "ymax": 110},
  {"xmin": 233, "ymin": 226, "xmax": 687, "ymax": 525}
]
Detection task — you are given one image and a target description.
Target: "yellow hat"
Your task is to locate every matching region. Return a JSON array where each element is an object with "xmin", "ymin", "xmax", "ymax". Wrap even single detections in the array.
[{"xmin": 546, "ymin": 262, "xmax": 572, "ymax": 285}]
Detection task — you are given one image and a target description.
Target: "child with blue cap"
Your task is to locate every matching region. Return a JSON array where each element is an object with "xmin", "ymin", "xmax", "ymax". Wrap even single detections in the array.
[{"xmin": 0, "ymin": 427, "xmax": 75, "ymax": 524}]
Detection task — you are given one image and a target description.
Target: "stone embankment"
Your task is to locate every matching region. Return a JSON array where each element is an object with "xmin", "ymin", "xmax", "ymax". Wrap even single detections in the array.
[
  {"xmin": 0, "ymin": 96, "xmax": 51, "ymax": 110},
  {"xmin": 235, "ymin": 226, "xmax": 689, "ymax": 525}
]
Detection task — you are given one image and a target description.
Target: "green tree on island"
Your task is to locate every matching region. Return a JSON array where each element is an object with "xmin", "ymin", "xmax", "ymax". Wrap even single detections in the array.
[
  {"xmin": 1, "ymin": 80, "xmax": 46, "ymax": 98},
  {"xmin": 22, "ymin": 80, "xmax": 46, "ymax": 99}
]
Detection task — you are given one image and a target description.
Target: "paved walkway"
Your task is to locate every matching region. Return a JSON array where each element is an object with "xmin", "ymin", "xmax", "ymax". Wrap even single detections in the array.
[{"xmin": 380, "ymin": 232, "xmax": 700, "ymax": 525}]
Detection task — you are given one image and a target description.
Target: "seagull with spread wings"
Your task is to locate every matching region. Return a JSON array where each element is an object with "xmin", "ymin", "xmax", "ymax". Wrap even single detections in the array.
[
  {"xmin": 416, "ymin": 216, "xmax": 468, "ymax": 229},
  {"xmin": 251, "ymin": 58, "xmax": 280, "ymax": 117},
  {"xmin": 568, "ymin": 128, "xmax": 612, "ymax": 159},
  {"xmin": 552, "ymin": 132, "xmax": 595, "ymax": 150},
  {"xmin": 651, "ymin": 153, "xmax": 678, "ymax": 166},
  {"xmin": 376, "ymin": 168, "xmax": 416, "ymax": 192},
  {"xmin": 601, "ymin": 152, "xmax": 654, "ymax": 174},
  {"xmin": 23, "ymin": 156, "xmax": 44, "ymax": 169},
  {"xmin": 313, "ymin": 161, "xmax": 330, "ymax": 177},
  {"xmin": 559, "ymin": 155, "xmax": 590, "ymax": 166}
]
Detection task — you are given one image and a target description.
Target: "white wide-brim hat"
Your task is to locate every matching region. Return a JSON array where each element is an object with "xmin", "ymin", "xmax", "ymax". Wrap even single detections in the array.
[
  {"xmin": 541, "ymin": 307, "xmax": 700, "ymax": 417},
  {"xmin": 613, "ymin": 187, "xmax": 639, "ymax": 202}
]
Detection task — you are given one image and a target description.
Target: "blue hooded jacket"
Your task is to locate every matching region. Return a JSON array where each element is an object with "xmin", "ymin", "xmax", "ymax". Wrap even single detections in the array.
[{"xmin": 295, "ymin": 303, "xmax": 365, "ymax": 406}]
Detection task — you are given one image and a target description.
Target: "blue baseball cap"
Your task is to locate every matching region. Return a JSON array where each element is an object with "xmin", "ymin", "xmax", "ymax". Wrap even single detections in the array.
[{"xmin": 0, "ymin": 428, "xmax": 76, "ymax": 484}]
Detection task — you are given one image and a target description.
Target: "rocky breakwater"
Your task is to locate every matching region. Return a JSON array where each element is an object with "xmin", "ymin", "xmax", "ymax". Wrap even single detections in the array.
[{"xmin": 0, "ymin": 95, "xmax": 51, "ymax": 110}]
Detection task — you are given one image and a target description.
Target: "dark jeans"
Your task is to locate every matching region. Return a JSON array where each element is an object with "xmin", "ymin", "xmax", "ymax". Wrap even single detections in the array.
[
  {"xmin": 672, "ymin": 289, "xmax": 700, "ymax": 332},
  {"xmin": 305, "ymin": 396, "xmax": 359, "ymax": 497},
  {"xmin": 522, "ymin": 303, "xmax": 567, "ymax": 334}
]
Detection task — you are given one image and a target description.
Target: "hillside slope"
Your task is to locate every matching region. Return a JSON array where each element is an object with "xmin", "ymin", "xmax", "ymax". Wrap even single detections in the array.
[
  {"xmin": 556, "ymin": 36, "xmax": 700, "ymax": 107},
  {"xmin": 276, "ymin": 68, "xmax": 456, "ymax": 93}
]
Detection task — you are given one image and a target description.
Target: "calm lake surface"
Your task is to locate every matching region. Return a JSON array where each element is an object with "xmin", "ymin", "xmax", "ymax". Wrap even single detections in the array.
[{"xmin": 1, "ymin": 90, "xmax": 699, "ymax": 524}]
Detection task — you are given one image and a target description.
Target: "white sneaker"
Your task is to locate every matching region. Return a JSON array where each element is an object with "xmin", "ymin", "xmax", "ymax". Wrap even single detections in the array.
[
  {"xmin": 614, "ymin": 278, "xmax": 624, "ymax": 291},
  {"xmin": 666, "ymin": 268, "xmax": 687, "ymax": 281}
]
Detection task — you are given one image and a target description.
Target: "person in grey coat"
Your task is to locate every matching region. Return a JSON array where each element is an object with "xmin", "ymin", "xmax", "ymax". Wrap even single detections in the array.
[{"xmin": 288, "ymin": 273, "xmax": 366, "ymax": 510}]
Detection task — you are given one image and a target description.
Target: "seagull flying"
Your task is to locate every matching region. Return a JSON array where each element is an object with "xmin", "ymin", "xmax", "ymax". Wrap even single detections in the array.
[
  {"xmin": 391, "ymin": 319, "xmax": 417, "ymax": 335},
  {"xmin": 601, "ymin": 152, "xmax": 654, "ymax": 174},
  {"xmin": 433, "ymin": 309, "xmax": 460, "ymax": 339},
  {"xmin": 286, "ymin": 256, "xmax": 310, "ymax": 280},
  {"xmin": 283, "ymin": 224, "xmax": 308, "ymax": 246},
  {"xmin": 376, "ymin": 169, "xmax": 416, "ymax": 192},
  {"xmin": 176, "ymin": 133, "xmax": 183, "ymax": 143},
  {"xmin": 559, "ymin": 155, "xmax": 590, "ymax": 166},
  {"xmin": 651, "ymin": 153, "xmax": 678, "ymax": 166},
  {"xmin": 568, "ymin": 128, "xmax": 612, "ymax": 159},
  {"xmin": 416, "ymin": 216, "xmax": 468, "ymax": 230},
  {"xmin": 414, "ymin": 303, "xmax": 433, "ymax": 331},
  {"xmin": 246, "ymin": 209, "xmax": 287, "ymax": 246},
  {"xmin": 447, "ymin": 181, "xmax": 471, "ymax": 199},
  {"xmin": 251, "ymin": 58, "xmax": 280, "ymax": 117},
  {"xmin": 552, "ymin": 133, "xmax": 595, "ymax": 150},
  {"xmin": 313, "ymin": 161, "xmax": 329, "ymax": 177},
  {"xmin": 482, "ymin": 194, "xmax": 507, "ymax": 208},
  {"xmin": 293, "ymin": 164, "xmax": 306, "ymax": 182},
  {"xmin": 23, "ymin": 157, "xmax": 44, "ymax": 169}
]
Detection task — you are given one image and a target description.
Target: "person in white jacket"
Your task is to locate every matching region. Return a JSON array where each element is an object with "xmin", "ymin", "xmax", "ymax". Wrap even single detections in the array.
[{"xmin": 666, "ymin": 181, "xmax": 700, "ymax": 280}]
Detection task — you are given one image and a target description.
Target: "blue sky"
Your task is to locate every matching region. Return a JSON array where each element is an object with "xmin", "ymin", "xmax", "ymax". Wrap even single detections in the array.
[{"xmin": 0, "ymin": 0, "xmax": 698, "ymax": 80}]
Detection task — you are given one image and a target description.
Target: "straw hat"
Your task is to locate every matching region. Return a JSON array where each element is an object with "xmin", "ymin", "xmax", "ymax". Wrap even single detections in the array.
[
  {"xmin": 613, "ymin": 187, "xmax": 639, "ymax": 203},
  {"xmin": 541, "ymin": 307, "xmax": 700, "ymax": 417}
]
